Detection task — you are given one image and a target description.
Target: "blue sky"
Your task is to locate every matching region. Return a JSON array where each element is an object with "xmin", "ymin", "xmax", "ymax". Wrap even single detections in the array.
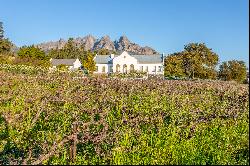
[{"xmin": 0, "ymin": 0, "xmax": 249, "ymax": 66}]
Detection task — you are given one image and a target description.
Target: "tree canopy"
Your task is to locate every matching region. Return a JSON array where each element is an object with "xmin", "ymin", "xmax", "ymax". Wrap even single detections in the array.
[
  {"xmin": 15, "ymin": 45, "xmax": 49, "ymax": 66},
  {"xmin": 48, "ymin": 38, "xmax": 83, "ymax": 59},
  {"xmin": 164, "ymin": 52, "xmax": 185, "ymax": 77},
  {"xmin": 0, "ymin": 39, "xmax": 13, "ymax": 54},
  {"xmin": 164, "ymin": 43, "xmax": 219, "ymax": 79},
  {"xmin": 182, "ymin": 43, "xmax": 219, "ymax": 79},
  {"xmin": 0, "ymin": 22, "xmax": 13, "ymax": 54},
  {"xmin": 219, "ymin": 60, "xmax": 247, "ymax": 83},
  {"xmin": 94, "ymin": 49, "xmax": 117, "ymax": 55},
  {"xmin": 18, "ymin": 45, "xmax": 46, "ymax": 60},
  {"xmin": 82, "ymin": 51, "xmax": 96, "ymax": 74}
]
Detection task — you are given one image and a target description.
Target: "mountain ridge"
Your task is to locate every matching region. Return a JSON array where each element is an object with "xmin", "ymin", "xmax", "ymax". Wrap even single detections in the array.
[{"xmin": 36, "ymin": 35, "xmax": 159, "ymax": 55}]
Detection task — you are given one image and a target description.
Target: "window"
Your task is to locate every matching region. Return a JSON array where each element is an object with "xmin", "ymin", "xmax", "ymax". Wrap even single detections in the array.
[
  {"xmin": 123, "ymin": 64, "xmax": 127, "ymax": 73},
  {"xmin": 153, "ymin": 66, "xmax": 156, "ymax": 72},
  {"xmin": 95, "ymin": 66, "xmax": 98, "ymax": 72},
  {"xmin": 116, "ymin": 64, "xmax": 120, "ymax": 72},
  {"xmin": 140, "ymin": 66, "xmax": 143, "ymax": 71},
  {"xmin": 158, "ymin": 66, "xmax": 161, "ymax": 72},
  {"xmin": 109, "ymin": 66, "xmax": 113, "ymax": 72},
  {"xmin": 102, "ymin": 66, "xmax": 105, "ymax": 73},
  {"xmin": 130, "ymin": 64, "xmax": 134, "ymax": 72}
]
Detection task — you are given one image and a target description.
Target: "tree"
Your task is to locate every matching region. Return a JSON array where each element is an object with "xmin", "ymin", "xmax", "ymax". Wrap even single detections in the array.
[
  {"xmin": 18, "ymin": 45, "xmax": 46, "ymax": 60},
  {"xmin": 164, "ymin": 43, "xmax": 219, "ymax": 79},
  {"xmin": 57, "ymin": 64, "xmax": 68, "ymax": 71},
  {"xmin": 48, "ymin": 38, "xmax": 83, "ymax": 59},
  {"xmin": 82, "ymin": 51, "xmax": 96, "ymax": 74},
  {"xmin": 47, "ymin": 48, "xmax": 61, "ymax": 58},
  {"xmin": 164, "ymin": 52, "xmax": 185, "ymax": 77},
  {"xmin": 219, "ymin": 60, "xmax": 247, "ymax": 83},
  {"xmin": 183, "ymin": 43, "xmax": 219, "ymax": 79},
  {"xmin": 0, "ymin": 21, "xmax": 4, "ymax": 40},
  {"xmin": 15, "ymin": 45, "xmax": 50, "ymax": 66},
  {"xmin": 0, "ymin": 39, "xmax": 13, "ymax": 54},
  {"xmin": 0, "ymin": 22, "xmax": 13, "ymax": 54},
  {"xmin": 94, "ymin": 49, "xmax": 116, "ymax": 55},
  {"xmin": 61, "ymin": 38, "xmax": 80, "ymax": 58}
]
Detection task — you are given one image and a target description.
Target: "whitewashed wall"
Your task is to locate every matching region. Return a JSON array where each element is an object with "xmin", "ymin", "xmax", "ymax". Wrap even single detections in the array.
[
  {"xmin": 113, "ymin": 51, "xmax": 138, "ymax": 73},
  {"xmin": 94, "ymin": 64, "xmax": 110, "ymax": 73},
  {"xmin": 136, "ymin": 63, "xmax": 163, "ymax": 74},
  {"xmin": 73, "ymin": 59, "xmax": 82, "ymax": 69},
  {"xmin": 94, "ymin": 51, "xmax": 164, "ymax": 75}
]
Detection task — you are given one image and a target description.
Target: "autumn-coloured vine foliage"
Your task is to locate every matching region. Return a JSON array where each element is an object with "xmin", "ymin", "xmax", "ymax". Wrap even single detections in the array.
[{"xmin": 0, "ymin": 67, "xmax": 249, "ymax": 165}]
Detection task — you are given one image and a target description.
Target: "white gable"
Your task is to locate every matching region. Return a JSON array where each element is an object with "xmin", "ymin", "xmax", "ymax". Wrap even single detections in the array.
[
  {"xmin": 113, "ymin": 51, "xmax": 138, "ymax": 65},
  {"xmin": 73, "ymin": 58, "xmax": 82, "ymax": 68}
]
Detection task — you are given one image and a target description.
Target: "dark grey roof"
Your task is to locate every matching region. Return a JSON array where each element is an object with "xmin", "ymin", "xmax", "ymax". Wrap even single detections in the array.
[
  {"xmin": 94, "ymin": 54, "xmax": 163, "ymax": 64},
  {"xmin": 131, "ymin": 55, "xmax": 163, "ymax": 64},
  {"xmin": 94, "ymin": 55, "xmax": 118, "ymax": 64},
  {"xmin": 51, "ymin": 59, "xmax": 78, "ymax": 66}
]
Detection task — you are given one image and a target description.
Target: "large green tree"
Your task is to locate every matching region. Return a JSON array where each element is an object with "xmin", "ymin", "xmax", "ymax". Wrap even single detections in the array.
[
  {"xmin": 14, "ymin": 45, "xmax": 48, "ymax": 66},
  {"xmin": 18, "ymin": 45, "xmax": 46, "ymax": 60},
  {"xmin": 48, "ymin": 38, "xmax": 83, "ymax": 59},
  {"xmin": 183, "ymin": 43, "xmax": 219, "ymax": 79},
  {"xmin": 219, "ymin": 60, "xmax": 247, "ymax": 83},
  {"xmin": 61, "ymin": 38, "xmax": 81, "ymax": 58},
  {"xmin": 164, "ymin": 52, "xmax": 185, "ymax": 77},
  {"xmin": 164, "ymin": 43, "xmax": 219, "ymax": 79}
]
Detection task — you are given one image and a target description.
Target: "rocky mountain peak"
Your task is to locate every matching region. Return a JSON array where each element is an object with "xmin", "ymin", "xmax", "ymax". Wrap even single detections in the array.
[
  {"xmin": 85, "ymin": 34, "xmax": 95, "ymax": 39},
  {"xmin": 93, "ymin": 35, "xmax": 115, "ymax": 51},
  {"xmin": 102, "ymin": 35, "xmax": 111, "ymax": 40},
  {"xmin": 119, "ymin": 35, "xmax": 130, "ymax": 43},
  {"xmin": 114, "ymin": 35, "xmax": 158, "ymax": 54},
  {"xmin": 35, "ymin": 35, "xmax": 159, "ymax": 55},
  {"xmin": 73, "ymin": 35, "xmax": 96, "ymax": 50}
]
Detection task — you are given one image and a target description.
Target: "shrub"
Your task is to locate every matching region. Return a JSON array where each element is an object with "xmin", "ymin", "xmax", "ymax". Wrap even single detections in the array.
[{"xmin": 0, "ymin": 69, "xmax": 248, "ymax": 165}]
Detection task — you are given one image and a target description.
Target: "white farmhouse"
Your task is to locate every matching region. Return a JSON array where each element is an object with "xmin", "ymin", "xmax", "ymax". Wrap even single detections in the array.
[
  {"xmin": 50, "ymin": 58, "xmax": 82, "ymax": 70},
  {"xmin": 94, "ymin": 51, "xmax": 164, "ymax": 75}
]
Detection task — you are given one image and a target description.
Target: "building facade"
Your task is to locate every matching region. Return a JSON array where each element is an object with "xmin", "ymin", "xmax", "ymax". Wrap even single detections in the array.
[{"xmin": 94, "ymin": 51, "xmax": 164, "ymax": 75}]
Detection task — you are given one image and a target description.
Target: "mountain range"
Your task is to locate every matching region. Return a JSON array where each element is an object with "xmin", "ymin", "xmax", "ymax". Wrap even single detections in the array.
[{"xmin": 36, "ymin": 35, "xmax": 158, "ymax": 55}]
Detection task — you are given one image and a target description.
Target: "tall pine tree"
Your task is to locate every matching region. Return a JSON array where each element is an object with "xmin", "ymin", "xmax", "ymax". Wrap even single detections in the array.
[
  {"xmin": 0, "ymin": 21, "xmax": 13, "ymax": 54},
  {"xmin": 0, "ymin": 22, "xmax": 4, "ymax": 39}
]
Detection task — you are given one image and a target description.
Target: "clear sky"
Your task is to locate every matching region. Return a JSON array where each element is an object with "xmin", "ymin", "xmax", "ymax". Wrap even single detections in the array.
[{"xmin": 0, "ymin": 0, "xmax": 249, "ymax": 66}]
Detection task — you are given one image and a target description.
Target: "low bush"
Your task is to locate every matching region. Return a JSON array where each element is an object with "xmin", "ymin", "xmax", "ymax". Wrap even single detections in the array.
[{"xmin": 0, "ymin": 68, "xmax": 248, "ymax": 165}]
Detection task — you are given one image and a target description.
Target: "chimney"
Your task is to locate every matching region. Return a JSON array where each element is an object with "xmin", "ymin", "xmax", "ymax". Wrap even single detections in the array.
[
  {"xmin": 162, "ymin": 53, "xmax": 165, "ymax": 60},
  {"xmin": 162, "ymin": 53, "xmax": 165, "ymax": 65}
]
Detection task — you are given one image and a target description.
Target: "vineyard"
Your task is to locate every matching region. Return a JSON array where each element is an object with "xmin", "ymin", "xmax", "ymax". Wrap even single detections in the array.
[{"xmin": 0, "ymin": 66, "xmax": 249, "ymax": 165}]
